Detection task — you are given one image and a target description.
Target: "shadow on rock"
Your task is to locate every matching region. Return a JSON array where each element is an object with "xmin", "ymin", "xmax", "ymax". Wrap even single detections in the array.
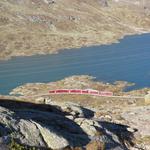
[
  {"xmin": 60, "ymin": 102, "xmax": 95, "ymax": 119},
  {"xmin": 98, "ymin": 121, "xmax": 137, "ymax": 150}
]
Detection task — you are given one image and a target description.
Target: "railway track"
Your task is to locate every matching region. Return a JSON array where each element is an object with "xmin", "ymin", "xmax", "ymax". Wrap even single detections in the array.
[{"xmin": 23, "ymin": 89, "xmax": 144, "ymax": 99}]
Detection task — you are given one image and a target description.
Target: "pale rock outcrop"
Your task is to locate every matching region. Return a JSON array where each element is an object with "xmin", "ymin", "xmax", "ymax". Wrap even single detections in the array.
[
  {"xmin": 43, "ymin": 0, "xmax": 55, "ymax": 4},
  {"xmin": 122, "ymin": 106, "xmax": 150, "ymax": 137},
  {"xmin": 18, "ymin": 119, "xmax": 46, "ymax": 147},
  {"xmin": 75, "ymin": 118, "xmax": 102, "ymax": 136},
  {"xmin": 34, "ymin": 122, "xmax": 69, "ymax": 149}
]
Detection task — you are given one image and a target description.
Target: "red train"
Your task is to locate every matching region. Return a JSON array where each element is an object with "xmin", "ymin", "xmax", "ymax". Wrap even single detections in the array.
[{"xmin": 49, "ymin": 89, "xmax": 113, "ymax": 96}]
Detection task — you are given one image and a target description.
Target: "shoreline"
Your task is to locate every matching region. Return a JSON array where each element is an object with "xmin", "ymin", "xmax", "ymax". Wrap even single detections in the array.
[
  {"xmin": 1, "ymin": 0, "xmax": 150, "ymax": 61},
  {"xmin": 0, "ymin": 77, "xmax": 149, "ymax": 96},
  {"xmin": 0, "ymin": 30, "xmax": 150, "ymax": 62},
  {"xmin": 0, "ymin": 31, "xmax": 150, "ymax": 95}
]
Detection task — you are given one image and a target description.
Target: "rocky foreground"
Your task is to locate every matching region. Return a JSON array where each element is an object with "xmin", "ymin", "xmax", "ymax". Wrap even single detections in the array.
[
  {"xmin": 0, "ymin": 99, "xmax": 150, "ymax": 150},
  {"xmin": 0, "ymin": 0, "xmax": 150, "ymax": 60},
  {"xmin": 0, "ymin": 99, "xmax": 145, "ymax": 150}
]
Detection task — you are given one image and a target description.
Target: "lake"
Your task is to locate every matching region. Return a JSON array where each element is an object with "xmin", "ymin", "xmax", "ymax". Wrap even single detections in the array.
[{"xmin": 0, "ymin": 34, "xmax": 150, "ymax": 95}]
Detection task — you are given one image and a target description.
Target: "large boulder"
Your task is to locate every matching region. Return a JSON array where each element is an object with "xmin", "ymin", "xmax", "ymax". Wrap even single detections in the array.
[
  {"xmin": 0, "ymin": 103, "xmax": 90, "ymax": 149},
  {"xmin": 75, "ymin": 118, "xmax": 102, "ymax": 136},
  {"xmin": 34, "ymin": 122, "xmax": 69, "ymax": 149}
]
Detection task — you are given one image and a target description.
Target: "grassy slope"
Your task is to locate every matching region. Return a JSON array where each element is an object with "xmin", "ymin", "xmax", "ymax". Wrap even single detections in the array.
[{"xmin": 0, "ymin": 0, "xmax": 150, "ymax": 60}]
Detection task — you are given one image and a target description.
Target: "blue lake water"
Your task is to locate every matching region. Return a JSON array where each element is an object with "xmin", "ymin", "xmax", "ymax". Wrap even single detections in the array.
[{"xmin": 0, "ymin": 34, "xmax": 150, "ymax": 95}]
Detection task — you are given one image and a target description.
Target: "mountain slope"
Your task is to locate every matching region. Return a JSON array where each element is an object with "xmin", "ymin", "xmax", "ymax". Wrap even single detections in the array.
[{"xmin": 0, "ymin": 0, "xmax": 150, "ymax": 60}]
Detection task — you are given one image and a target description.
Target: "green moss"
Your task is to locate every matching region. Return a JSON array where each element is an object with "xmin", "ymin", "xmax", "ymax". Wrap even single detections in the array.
[
  {"xmin": 9, "ymin": 140, "xmax": 26, "ymax": 150},
  {"xmin": 9, "ymin": 139, "xmax": 36, "ymax": 150}
]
